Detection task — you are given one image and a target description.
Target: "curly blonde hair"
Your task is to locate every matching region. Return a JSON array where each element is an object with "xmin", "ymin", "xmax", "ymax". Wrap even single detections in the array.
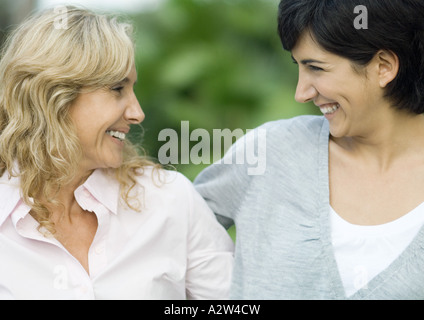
[{"xmin": 0, "ymin": 6, "xmax": 158, "ymax": 234}]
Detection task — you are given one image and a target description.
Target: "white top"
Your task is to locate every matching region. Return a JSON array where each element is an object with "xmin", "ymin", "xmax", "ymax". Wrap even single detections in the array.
[
  {"xmin": 330, "ymin": 203, "xmax": 424, "ymax": 297},
  {"xmin": 0, "ymin": 167, "xmax": 234, "ymax": 300}
]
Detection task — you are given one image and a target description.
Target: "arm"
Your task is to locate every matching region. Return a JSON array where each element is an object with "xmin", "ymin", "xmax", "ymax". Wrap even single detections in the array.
[
  {"xmin": 183, "ymin": 178, "xmax": 234, "ymax": 300},
  {"xmin": 194, "ymin": 126, "xmax": 267, "ymax": 229}
]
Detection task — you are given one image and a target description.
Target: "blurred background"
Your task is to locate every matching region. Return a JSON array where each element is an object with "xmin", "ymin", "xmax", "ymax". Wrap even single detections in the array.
[{"xmin": 0, "ymin": 0, "xmax": 319, "ymax": 181}]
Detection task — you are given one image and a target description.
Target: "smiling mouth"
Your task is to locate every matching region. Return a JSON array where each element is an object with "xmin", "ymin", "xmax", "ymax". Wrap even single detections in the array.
[
  {"xmin": 319, "ymin": 103, "xmax": 340, "ymax": 115},
  {"xmin": 106, "ymin": 130, "xmax": 126, "ymax": 141}
]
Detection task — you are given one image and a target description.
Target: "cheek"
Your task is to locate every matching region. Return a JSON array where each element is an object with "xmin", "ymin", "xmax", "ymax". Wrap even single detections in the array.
[
  {"xmin": 75, "ymin": 123, "xmax": 105, "ymax": 152},
  {"xmin": 312, "ymin": 75, "xmax": 339, "ymax": 96},
  {"xmin": 320, "ymin": 80, "xmax": 359, "ymax": 107}
]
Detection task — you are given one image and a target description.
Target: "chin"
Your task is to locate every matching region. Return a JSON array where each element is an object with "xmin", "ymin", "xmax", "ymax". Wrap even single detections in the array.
[{"xmin": 328, "ymin": 126, "xmax": 347, "ymax": 139}]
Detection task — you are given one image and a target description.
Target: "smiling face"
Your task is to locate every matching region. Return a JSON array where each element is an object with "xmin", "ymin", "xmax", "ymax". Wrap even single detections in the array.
[
  {"xmin": 291, "ymin": 31, "xmax": 396, "ymax": 139},
  {"xmin": 69, "ymin": 65, "xmax": 144, "ymax": 172}
]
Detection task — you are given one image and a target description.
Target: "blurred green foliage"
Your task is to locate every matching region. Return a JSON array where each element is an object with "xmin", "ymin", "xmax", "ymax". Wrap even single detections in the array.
[{"xmin": 129, "ymin": 0, "xmax": 319, "ymax": 181}]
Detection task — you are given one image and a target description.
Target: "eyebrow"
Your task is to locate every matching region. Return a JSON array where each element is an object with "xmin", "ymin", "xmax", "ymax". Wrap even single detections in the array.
[
  {"xmin": 117, "ymin": 77, "xmax": 137, "ymax": 86},
  {"xmin": 291, "ymin": 55, "xmax": 326, "ymax": 65}
]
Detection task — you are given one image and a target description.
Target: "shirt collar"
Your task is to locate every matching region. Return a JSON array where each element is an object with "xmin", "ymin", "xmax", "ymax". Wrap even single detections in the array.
[
  {"xmin": 0, "ymin": 168, "xmax": 121, "ymax": 227},
  {"xmin": 79, "ymin": 169, "xmax": 120, "ymax": 216},
  {"xmin": 0, "ymin": 172, "xmax": 22, "ymax": 227}
]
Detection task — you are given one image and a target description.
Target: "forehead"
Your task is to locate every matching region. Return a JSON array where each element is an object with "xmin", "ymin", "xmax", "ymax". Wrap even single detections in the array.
[
  {"xmin": 291, "ymin": 31, "xmax": 329, "ymax": 60},
  {"xmin": 291, "ymin": 31, "xmax": 356, "ymax": 71},
  {"xmin": 292, "ymin": 31, "xmax": 373, "ymax": 83},
  {"xmin": 127, "ymin": 64, "xmax": 137, "ymax": 81},
  {"xmin": 117, "ymin": 65, "xmax": 137, "ymax": 84}
]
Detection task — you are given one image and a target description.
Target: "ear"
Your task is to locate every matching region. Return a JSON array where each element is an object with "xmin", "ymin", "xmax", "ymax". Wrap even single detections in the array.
[{"xmin": 375, "ymin": 50, "xmax": 399, "ymax": 88}]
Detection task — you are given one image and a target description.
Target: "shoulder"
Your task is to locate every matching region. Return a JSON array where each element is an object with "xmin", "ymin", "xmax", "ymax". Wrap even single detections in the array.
[
  {"xmin": 232, "ymin": 115, "xmax": 326, "ymax": 155},
  {"xmin": 135, "ymin": 166, "xmax": 192, "ymax": 190},
  {"xmin": 260, "ymin": 115, "xmax": 326, "ymax": 139},
  {"xmin": 131, "ymin": 166, "xmax": 220, "ymax": 229},
  {"xmin": 227, "ymin": 115, "xmax": 327, "ymax": 167},
  {"xmin": 253, "ymin": 115, "xmax": 328, "ymax": 158},
  {"xmin": 133, "ymin": 166, "xmax": 197, "ymax": 205}
]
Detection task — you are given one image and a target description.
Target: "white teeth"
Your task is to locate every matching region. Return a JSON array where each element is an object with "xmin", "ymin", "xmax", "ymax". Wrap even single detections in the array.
[
  {"xmin": 106, "ymin": 130, "xmax": 126, "ymax": 141},
  {"xmin": 320, "ymin": 104, "xmax": 340, "ymax": 115}
]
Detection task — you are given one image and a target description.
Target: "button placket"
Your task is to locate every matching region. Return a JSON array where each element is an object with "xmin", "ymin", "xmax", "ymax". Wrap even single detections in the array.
[
  {"xmin": 75, "ymin": 185, "xmax": 111, "ymax": 280},
  {"xmin": 88, "ymin": 204, "xmax": 110, "ymax": 279}
]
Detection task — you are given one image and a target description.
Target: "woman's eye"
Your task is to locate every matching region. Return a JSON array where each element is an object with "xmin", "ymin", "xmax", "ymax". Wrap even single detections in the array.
[
  {"xmin": 112, "ymin": 86, "xmax": 124, "ymax": 93},
  {"xmin": 308, "ymin": 65, "xmax": 323, "ymax": 72}
]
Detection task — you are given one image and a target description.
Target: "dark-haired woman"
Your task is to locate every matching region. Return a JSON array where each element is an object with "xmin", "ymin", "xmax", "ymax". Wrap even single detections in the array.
[{"xmin": 194, "ymin": 0, "xmax": 424, "ymax": 299}]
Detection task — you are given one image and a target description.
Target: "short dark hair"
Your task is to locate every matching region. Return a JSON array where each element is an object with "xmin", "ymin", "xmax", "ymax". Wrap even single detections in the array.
[{"xmin": 277, "ymin": 0, "xmax": 424, "ymax": 114}]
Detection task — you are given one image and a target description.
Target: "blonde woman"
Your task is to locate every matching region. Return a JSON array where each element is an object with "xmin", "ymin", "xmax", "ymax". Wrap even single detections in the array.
[{"xmin": 0, "ymin": 7, "xmax": 233, "ymax": 300}]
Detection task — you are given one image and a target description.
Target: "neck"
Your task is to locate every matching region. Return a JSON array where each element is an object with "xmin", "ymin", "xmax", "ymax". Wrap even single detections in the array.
[
  {"xmin": 332, "ymin": 110, "xmax": 424, "ymax": 172},
  {"xmin": 39, "ymin": 168, "xmax": 94, "ymax": 223}
]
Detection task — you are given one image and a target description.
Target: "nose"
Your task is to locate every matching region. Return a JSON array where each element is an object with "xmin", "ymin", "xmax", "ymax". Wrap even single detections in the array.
[
  {"xmin": 294, "ymin": 72, "xmax": 318, "ymax": 104},
  {"xmin": 125, "ymin": 92, "xmax": 145, "ymax": 124}
]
